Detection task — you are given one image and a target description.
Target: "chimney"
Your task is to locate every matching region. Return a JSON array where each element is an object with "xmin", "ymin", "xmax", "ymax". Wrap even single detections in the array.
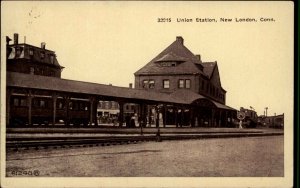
[
  {"xmin": 14, "ymin": 33, "xmax": 19, "ymax": 44},
  {"xmin": 195, "ymin": 54, "xmax": 202, "ymax": 62},
  {"xmin": 176, "ymin": 36, "xmax": 184, "ymax": 45},
  {"xmin": 41, "ymin": 42, "xmax": 46, "ymax": 49},
  {"xmin": 129, "ymin": 83, "xmax": 133, "ymax": 88}
]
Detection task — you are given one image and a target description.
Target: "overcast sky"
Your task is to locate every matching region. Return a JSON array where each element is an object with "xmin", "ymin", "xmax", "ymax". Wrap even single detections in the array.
[{"xmin": 2, "ymin": 1, "xmax": 293, "ymax": 117}]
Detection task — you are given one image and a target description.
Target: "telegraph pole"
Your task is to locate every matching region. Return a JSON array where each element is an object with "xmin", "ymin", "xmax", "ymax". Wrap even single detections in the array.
[{"xmin": 265, "ymin": 107, "xmax": 268, "ymax": 117}]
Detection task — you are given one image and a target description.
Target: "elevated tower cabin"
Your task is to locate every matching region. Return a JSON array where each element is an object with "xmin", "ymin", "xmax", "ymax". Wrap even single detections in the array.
[{"xmin": 6, "ymin": 33, "xmax": 64, "ymax": 78}]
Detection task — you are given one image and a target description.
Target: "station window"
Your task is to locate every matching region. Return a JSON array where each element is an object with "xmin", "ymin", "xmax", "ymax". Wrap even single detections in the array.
[
  {"xmin": 143, "ymin": 79, "xmax": 155, "ymax": 89},
  {"xmin": 185, "ymin": 79, "xmax": 191, "ymax": 89},
  {"xmin": 105, "ymin": 101, "xmax": 109, "ymax": 109},
  {"xmin": 98, "ymin": 101, "xmax": 103, "ymax": 108},
  {"xmin": 149, "ymin": 80, "xmax": 155, "ymax": 89},
  {"xmin": 142, "ymin": 80, "xmax": 148, "ymax": 88},
  {"xmin": 178, "ymin": 79, "xmax": 184, "ymax": 88},
  {"xmin": 163, "ymin": 80, "xmax": 170, "ymax": 89}
]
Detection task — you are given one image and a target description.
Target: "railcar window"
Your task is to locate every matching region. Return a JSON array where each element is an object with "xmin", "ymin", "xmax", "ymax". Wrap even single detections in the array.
[
  {"xmin": 40, "ymin": 100, "xmax": 46, "ymax": 108},
  {"xmin": 79, "ymin": 102, "xmax": 83, "ymax": 110},
  {"xmin": 20, "ymin": 99, "xmax": 27, "ymax": 106},
  {"xmin": 84, "ymin": 103, "xmax": 88, "ymax": 111},
  {"xmin": 13, "ymin": 98, "xmax": 19, "ymax": 106},
  {"xmin": 73, "ymin": 102, "xmax": 79, "ymax": 110},
  {"xmin": 57, "ymin": 101, "xmax": 64, "ymax": 109},
  {"xmin": 69, "ymin": 102, "xmax": 73, "ymax": 110}
]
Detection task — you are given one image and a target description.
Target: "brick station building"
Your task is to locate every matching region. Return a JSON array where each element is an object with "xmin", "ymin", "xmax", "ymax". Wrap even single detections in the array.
[{"xmin": 135, "ymin": 36, "xmax": 236, "ymax": 127}]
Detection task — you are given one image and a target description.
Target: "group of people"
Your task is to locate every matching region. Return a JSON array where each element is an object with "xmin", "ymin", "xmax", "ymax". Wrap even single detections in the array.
[{"xmin": 125, "ymin": 115, "xmax": 136, "ymax": 128}]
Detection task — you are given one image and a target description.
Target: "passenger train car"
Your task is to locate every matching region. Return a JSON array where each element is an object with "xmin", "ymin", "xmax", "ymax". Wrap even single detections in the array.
[{"xmin": 10, "ymin": 93, "xmax": 90, "ymax": 126}]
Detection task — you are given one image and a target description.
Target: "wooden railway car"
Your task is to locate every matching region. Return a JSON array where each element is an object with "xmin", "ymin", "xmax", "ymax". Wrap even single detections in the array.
[{"xmin": 9, "ymin": 94, "xmax": 91, "ymax": 126}]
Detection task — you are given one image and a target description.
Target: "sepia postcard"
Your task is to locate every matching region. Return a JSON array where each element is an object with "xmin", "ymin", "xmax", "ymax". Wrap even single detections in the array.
[{"xmin": 0, "ymin": 1, "xmax": 294, "ymax": 188}]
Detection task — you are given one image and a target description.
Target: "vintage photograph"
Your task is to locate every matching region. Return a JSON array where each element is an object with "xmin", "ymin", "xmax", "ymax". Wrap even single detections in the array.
[{"xmin": 1, "ymin": 1, "xmax": 293, "ymax": 187}]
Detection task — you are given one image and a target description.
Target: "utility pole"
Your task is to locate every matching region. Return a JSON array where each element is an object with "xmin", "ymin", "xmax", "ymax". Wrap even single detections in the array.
[{"xmin": 265, "ymin": 107, "xmax": 268, "ymax": 117}]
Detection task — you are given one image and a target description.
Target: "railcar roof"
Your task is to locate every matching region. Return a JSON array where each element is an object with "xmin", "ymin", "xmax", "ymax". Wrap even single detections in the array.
[
  {"xmin": 7, "ymin": 72, "xmax": 236, "ymax": 111},
  {"xmin": 6, "ymin": 72, "xmax": 187, "ymax": 105}
]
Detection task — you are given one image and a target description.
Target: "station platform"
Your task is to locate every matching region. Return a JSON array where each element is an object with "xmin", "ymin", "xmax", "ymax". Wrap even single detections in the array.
[{"xmin": 6, "ymin": 127, "xmax": 283, "ymax": 140}]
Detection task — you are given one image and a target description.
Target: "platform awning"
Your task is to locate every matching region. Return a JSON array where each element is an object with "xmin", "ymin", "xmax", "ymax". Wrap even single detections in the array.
[{"xmin": 210, "ymin": 100, "xmax": 236, "ymax": 111}]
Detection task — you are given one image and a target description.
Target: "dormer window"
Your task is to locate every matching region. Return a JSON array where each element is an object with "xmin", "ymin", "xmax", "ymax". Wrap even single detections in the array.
[
  {"xmin": 16, "ymin": 47, "xmax": 20, "ymax": 56},
  {"xmin": 160, "ymin": 61, "xmax": 177, "ymax": 67},
  {"xmin": 40, "ymin": 51, "xmax": 45, "ymax": 59},
  {"xmin": 50, "ymin": 54, "xmax": 54, "ymax": 64},
  {"xmin": 29, "ymin": 49, "xmax": 34, "ymax": 56}
]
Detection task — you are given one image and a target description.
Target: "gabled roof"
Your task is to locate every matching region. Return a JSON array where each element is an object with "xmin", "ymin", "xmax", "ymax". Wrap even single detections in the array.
[
  {"xmin": 202, "ymin": 62, "xmax": 226, "ymax": 91},
  {"xmin": 202, "ymin": 62, "xmax": 217, "ymax": 79},
  {"xmin": 155, "ymin": 52, "xmax": 186, "ymax": 62},
  {"xmin": 135, "ymin": 37, "xmax": 204, "ymax": 75}
]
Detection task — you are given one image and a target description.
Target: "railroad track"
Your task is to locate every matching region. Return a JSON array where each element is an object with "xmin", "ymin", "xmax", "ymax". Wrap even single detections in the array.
[
  {"xmin": 6, "ymin": 136, "xmax": 156, "ymax": 150},
  {"xmin": 6, "ymin": 132, "xmax": 283, "ymax": 151}
]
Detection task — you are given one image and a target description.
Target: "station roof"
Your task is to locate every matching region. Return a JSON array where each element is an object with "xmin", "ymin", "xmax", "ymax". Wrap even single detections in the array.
[
  {"xmin": 134, "ymin": 37, "xmax": 204, "ymax": 75},
  {"xmin": 202, "ymin": 62, "xmax": 217, "ymax": 79}
]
